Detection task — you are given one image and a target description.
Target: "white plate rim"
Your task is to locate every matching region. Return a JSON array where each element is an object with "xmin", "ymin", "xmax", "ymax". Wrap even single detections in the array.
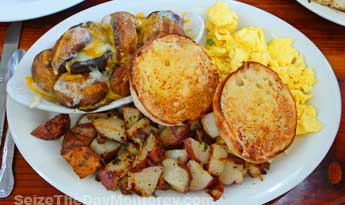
[
  {"xmin": 296, "ymin": 0, "xmax": 345, "ymax": 26},
  {"xmin": 6, "ymin": 0, "xmax": 342, "ymax": 204},
  {"xmin": 0, "ymin": 0, "xmax": 85, "ymax": 22}
]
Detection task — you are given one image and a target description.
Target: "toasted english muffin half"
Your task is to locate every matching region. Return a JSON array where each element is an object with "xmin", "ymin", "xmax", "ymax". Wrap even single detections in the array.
[
  {"xmin": 130, "ymin": 34, "xmax": 219, "ymax": 126},
  {"xmin": 213, "ymin": 62, "xmax": 297, "ymax": 164}
]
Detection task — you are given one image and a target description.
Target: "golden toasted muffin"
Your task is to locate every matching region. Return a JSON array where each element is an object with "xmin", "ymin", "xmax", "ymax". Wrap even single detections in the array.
[
  {"xmin": 213, "ymin": 62, "xmax": 297, "ymax": 163},
  {"xmin": 130, "ymin": 34, "xmax": 219, "ymax": 126}
]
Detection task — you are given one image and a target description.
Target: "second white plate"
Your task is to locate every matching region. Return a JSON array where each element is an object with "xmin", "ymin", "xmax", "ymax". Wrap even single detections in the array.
[
  {"xmin": 0, "ymin": 0, "xmax": 85, "ymax": 22},
  {"xmin": 296, "ymin": 0, "xmax": 345, "ymax": 26}
]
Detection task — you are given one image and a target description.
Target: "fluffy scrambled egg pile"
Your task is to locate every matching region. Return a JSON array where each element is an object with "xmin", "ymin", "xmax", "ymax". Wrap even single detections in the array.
[{"xmin": 205, "ymin": 1, "xmax": 322, "ymax": 135}]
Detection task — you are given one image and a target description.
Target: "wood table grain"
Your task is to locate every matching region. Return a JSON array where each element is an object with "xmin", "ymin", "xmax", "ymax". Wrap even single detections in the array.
[{"xmin": 0, "ymin": 0, "xmax": 344, "ymax": 204}]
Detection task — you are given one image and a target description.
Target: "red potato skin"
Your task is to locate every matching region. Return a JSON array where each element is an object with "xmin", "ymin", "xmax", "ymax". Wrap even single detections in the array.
[
  {"xmin": 134, "ymin": 157, "xmax": 149, "ymax": 169},
  {"xmin": 31, "ymin": 114, "xmax": 70, "ymax": 140},
  {"xmin": 183, "ymin": 138, "xmax": 207, "ymax": 164},
  {"xmin": 61, "ymin": 123, "xmax": 97, "ymax": 154},
  {"xmin": 156, "ymin": 175, "xmax": 170, "ymax": 190},
  {"xmin": 149, "ymin": 141, "xmax": 166, "ymax": 164},
  {"xmin": 206, "ymin": 178, "xmax": 224, "ymax": 201},
  {"xmin": 119, "ymin": 177, "xmax": 132, "ymax": 195},
  {"xmin": 97, "ymin": 168, "xmax": 120, "ymax": 190},
  {"xmin": 160, "ymin": 125, "xmax": 190, "ymax": 148},
  {"xmin": 171, "ymin": 125, "xmax": 190, "ymax": 139},
  {"xmin": 180, "ymin": 163, "xmax": 192, "ymax": 193}
]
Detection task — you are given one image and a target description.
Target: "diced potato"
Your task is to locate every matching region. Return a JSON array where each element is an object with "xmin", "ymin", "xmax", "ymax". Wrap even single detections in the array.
[
  {"xmin": 187, "ymin": 160, "xmax": 214, "ymax": 191},
  {"xmin": 184, "ymin": 138, "xmax": 210, "ymax": 164},
  {"xmin": 159, "ymin": 126, "xmax": 189, "ymax": 148},
  {"xmin": 201, "ymin": 112, "xmax": 219, "ymax": 138},
  {"xmin": 331, "ymin": 0, "xmax": 345, "ymax": 11},
  {"xmin": 93, "ymin": 117, "xmax": 127, "ymax": 144},
  {"xmin": 219, "ymin": 158, "xmax": 244, "ymax": 185},
  {"xmin": 127, "ymin": 142, "xmax": 140, "ymax": 155},
  {"xmin": 122, "ymin": 106, "xmax": 142, "ymax": 128},
  {"xmin": 61, "ymin": 123, "xmax": 97, "ymax": 154},
  {"xmin": 133, "ymin": 134, "xmax": 165, "ymax": 168},
  {"xmin": 247, "ymin": 162, "xmax": 270, "ymax": 178},
  {"xmin": 126, "ymin": 118, "xmax": 150, "ymax": 139},
  {"xmin": 162, "ymin": 158, "xmax": 190, "ymax": 193},
  {"xmin": 97, "ymin": 151, "xmax": 134, "ymax": 190},
  {"xmin": 31, "ymin": 114, "xmax": 70, "ymax": 140},
  {"xmin": 77, "ymin": 111, "xmax": 118, "ymax": 124},
  {"xmin": 165, "ymin": 149, "xmax": 188, "ymax": 164},
  {"xmin": 206, "ymin": 179, "xmax": 224, "ymax": 201},
  {"xmin": 128, "ymin": 166, "xmax": 163, "ymax": 196},
  {"xmin": 90, "ymin": 136, "xmax": 121, "ymax": 161},
  {"xmin": 207, "ymin": 144, "xmax": 228, "ymax": 176},
  {"xmin": 63, "ymin": 146, "xmax": 102, "ymax": 178}
]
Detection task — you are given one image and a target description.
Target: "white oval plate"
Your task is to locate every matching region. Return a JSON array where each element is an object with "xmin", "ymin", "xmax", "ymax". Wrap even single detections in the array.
[
  {"xmin": 0, "ymin": 0, "xmax": 85, "ymax": 22},
  {"xmin": 296, "ymin": 0, "xmax": 345, "ymax": 26},
  {"xmin": 7, "ymin": 0, "xmax": 341, "ymax": 205},
  {"xmin": 6, "ymin": 10, "xmax": 204, "ymax": 114}
]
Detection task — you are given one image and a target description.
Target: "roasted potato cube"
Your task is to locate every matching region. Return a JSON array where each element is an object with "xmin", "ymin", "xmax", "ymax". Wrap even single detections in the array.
[
  {"xmin": 133, "ymin": 134, "xmax": 165, "ymax": 168},
  {"xmin": 90, "ymin": 136, "xmax": 121, "ymax": 161},
  {"xmin": 61, "ymin": 123, "xmax": 97, "ymax": 154},
  {"xmin": 162, "ymin": 158, "xmax": 191, "ymax": 193},
  {"xmin": 201, "ymin": 112, "xmax": 219, "ymax": 138},
  {"xmin": 77, "ymin": 111, "xmax": 118, "ymax": 125},
  {"xmin": 165, "ymin": 149, "xmax": 188, "ymax": 164},
  {"xmin": 63, "ymin": 146, "xmax": 102, "ymax": 178},
  {"xmin": 206, "ymin": 179, "xmax": 224, "ymax": 201},
  {"xmin": 126, "ymin": 118, "xmax": 150, "ymax": 139},
  {"xmin": 184, "ymin": 138, "xmax": 210, "ymax": 164},
  {"xmin": 31, "ymin": 49, "xmax": 58, "ymax": 93},
  {"xmin": 331, "ymin": 0, "xmax": 345, "ymax": 11},
  {"xmin": 247, "ymin": 162, "xmax": 270, "ymax": 178},
  {"xmin": 159, "ymin": 125, "xmax": 189, "ymax": 148},
  {"xmin": 93, "ymin": 117, "xmax": 127, "ymax": 144},
  {"xmin": 187, "ymin": 160, "xmax": 214, "ymax": 191},
  {"xmin": 219, "ymin": 158, "xmax": 244, "ymax": 185},
  {"xmin": 97, "ymin": 151, "xmax": 134, "ymax": 190},
  {"xmin": 118, "ymin": 176, "xmax": 132, "ymax": 195},
  {"xmin": 126, "ymin": 142, "xmax": 140, "ymax": 155},
  {"xmin": 122, "ymin": 106, "xmax": 142, "ymax": 129},
  {"xmin": 31, "ymin": 114, "xmax": 70, "ymax": 140},
  {"xmin": 207, "ymin": 144, "xmax": 228, "ymax": 176},
  {"xmin": 127, "ymin": 166, "xmax": 163, "ymax": 196}
]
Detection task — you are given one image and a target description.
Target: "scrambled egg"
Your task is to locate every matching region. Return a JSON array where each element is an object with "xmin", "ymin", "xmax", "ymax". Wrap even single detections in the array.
[{"xmin": 205, "ymin": 1, "xmax": 322, "ymax": 135}]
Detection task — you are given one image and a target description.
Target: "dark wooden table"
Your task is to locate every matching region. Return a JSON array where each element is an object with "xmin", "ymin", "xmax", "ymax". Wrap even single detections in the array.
[{"xmin": 0, "ymin": 0, "xmax": 344, "ymax": 204}]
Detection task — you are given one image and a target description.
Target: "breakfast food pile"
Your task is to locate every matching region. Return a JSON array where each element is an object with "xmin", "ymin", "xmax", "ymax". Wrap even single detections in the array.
[
  {"xmin": 205, "ymin": 1, "xmax": 322, "ymax": 135},
  {"xmin": 29, "ymin": 1, "xmax": 323, "ymax": 201}
]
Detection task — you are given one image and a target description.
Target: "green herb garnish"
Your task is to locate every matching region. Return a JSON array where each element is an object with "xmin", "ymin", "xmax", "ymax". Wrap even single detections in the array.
[{"xmin": 207, "ymin": 38, "xmax": 215, "ymax": 46}]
